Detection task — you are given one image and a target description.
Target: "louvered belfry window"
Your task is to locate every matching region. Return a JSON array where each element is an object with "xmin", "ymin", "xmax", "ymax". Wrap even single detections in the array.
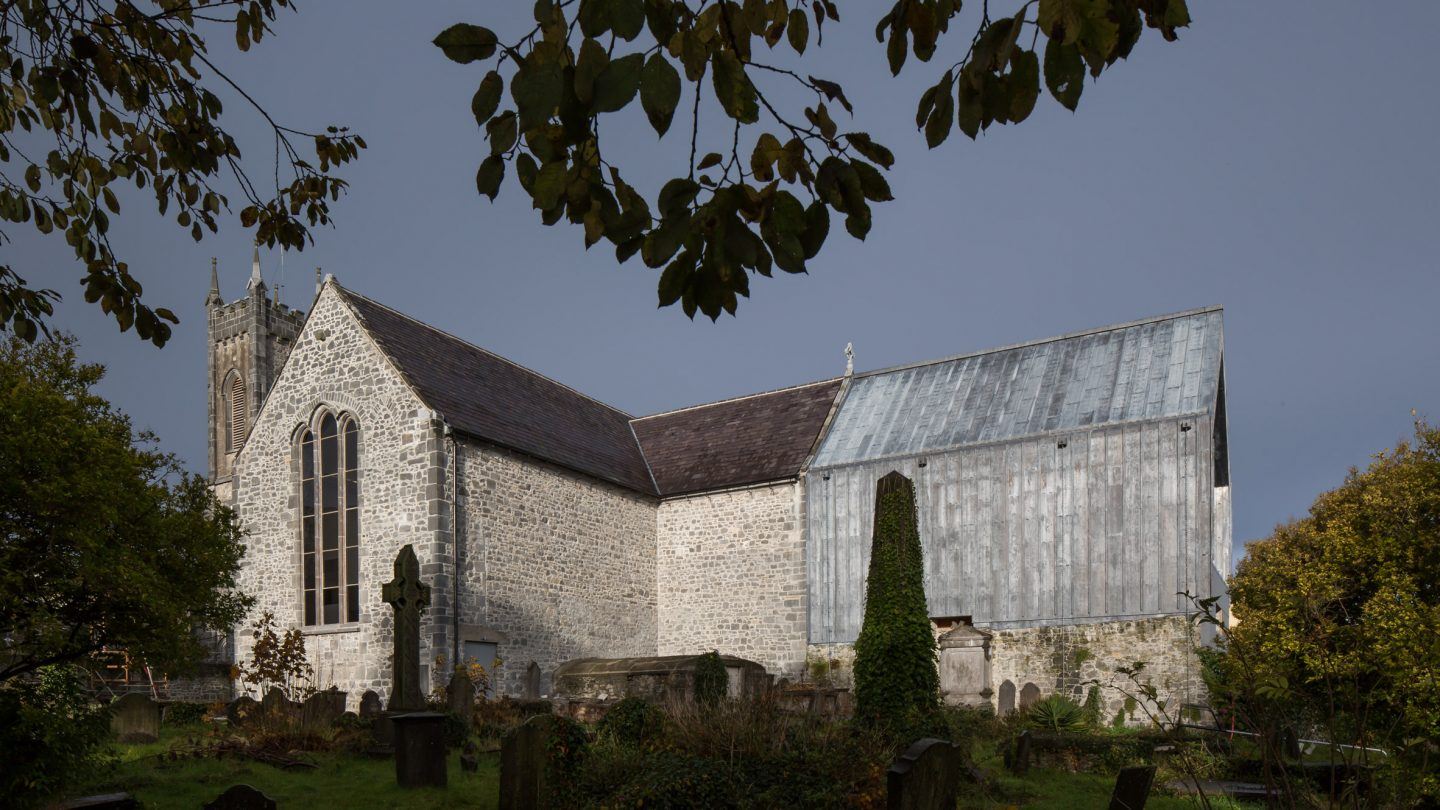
[
  {"xmin": 225, "ymin": 372, "xmax": 246, "ymax": 453},
  {"xmin": 300, "ymin": 412, "xmax": 360, "ymax": 626}
]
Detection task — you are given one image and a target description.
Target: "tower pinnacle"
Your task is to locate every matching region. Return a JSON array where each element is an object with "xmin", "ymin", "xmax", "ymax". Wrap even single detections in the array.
[
  {"xmin": 247, "ymin": 245, "xmax": 265, "ymax": 294},
  {"xmin": 206, "ymin": 257, "xmax": 222, "ymax": 306}
]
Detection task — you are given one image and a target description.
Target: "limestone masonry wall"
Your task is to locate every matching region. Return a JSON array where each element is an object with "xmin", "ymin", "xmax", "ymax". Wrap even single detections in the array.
[
  {"xmin": 657, "ymin": 481, "xmax": 808, "ymax": 678},
  {"xmin": 457, "ymin": 442, "xmax": 658, "ymax": 697},
  {"xmin": 807, "ymin": 615, "xmax": 1202, "ymax": 724},
  {"xmin": 232, "ymin": 287, "xmax": 446, "ymax": 708}
]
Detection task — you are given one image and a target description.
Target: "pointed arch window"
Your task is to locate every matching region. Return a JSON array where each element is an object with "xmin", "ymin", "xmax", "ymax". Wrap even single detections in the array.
[
  {"xmin": 299, "ymin": 412, "xmax": 360, "ymax": 625},
  {"xmin": 223, "ymin": 371, "xmax": 246, "ymax": 453}
]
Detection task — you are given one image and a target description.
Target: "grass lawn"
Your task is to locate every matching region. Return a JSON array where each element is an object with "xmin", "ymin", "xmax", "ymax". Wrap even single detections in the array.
[{"xmin": 64, "ymin": 724, "xmax": 500, "ymax": 809}]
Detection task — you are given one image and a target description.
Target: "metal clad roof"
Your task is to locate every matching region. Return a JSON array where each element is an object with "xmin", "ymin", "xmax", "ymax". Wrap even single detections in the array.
[{"xmin": 810, "ymin": 309, "xmax": 1223, "ymax": 469}]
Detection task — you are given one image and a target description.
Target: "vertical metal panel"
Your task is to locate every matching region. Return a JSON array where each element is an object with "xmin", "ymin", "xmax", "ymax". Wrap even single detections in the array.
[{"xmin": 806, "ymin": 415, "xmax": 1221, "ymax": 643}]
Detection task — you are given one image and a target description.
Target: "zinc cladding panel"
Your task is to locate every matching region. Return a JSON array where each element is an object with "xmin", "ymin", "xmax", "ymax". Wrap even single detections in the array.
[{"xmin": 809, "ymin": 310, "xmax": 1223, "ymax": 469}]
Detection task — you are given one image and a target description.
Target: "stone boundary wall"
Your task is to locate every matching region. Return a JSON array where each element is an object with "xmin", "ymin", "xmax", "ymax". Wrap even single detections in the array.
[
  {"xmin": 656, "ymin": 482, "xmax": 808, "ymax": 679},
  {"xmin": 807, "ymin": 614, "xmax": 1203, "ymax": 724},
  {"xmin": 456, "ymin": 441, "xmax": 658, "ymax": 697}
]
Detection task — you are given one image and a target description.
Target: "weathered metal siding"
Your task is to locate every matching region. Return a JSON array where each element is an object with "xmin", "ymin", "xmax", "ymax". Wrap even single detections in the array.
[
  {"xmin": 811, "ymin": 309, "xmax": 1223, "ymax": 469},
  {"xmin": 807, "ymin": 417, "xmax": 1222, "ymax": 643}
]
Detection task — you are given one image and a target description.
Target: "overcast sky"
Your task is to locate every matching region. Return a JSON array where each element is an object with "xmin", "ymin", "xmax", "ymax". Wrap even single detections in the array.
[{"xmin": 8, "ymin": 2, "xmax": 1437, "ymax": 566}]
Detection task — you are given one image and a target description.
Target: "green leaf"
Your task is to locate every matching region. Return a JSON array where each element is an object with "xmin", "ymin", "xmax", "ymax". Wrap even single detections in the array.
[
  {"xmin": 512, "ymin": 61, "xmax": 564, "ymax": 129},
  {"xmin": 574, "ymin": 39, "xmax": 609, "ymax": 106},
  {"xmin": 886, "ymin": 28, "xmax": 907, "ymax": 75},
  {"xmin": 852, "ymin": 161, "xmax": 893, "ymax": 202},
  {"xmin": 641, "ymin": 54, "xmax": 682, "ymax": 136},
  {"xmin": 578, "ymin": 0, "xmax": 611, "ymax": 37},
  {"xmin": 593, "ymin": 53, "xmax": 645, "ymax": 113},
  {"xmin": 697, "ymin": 152, "xmax": 723, "ymax": 171},
  {"xmin": 800, "ymin": 201, "xmax": 829, "ymax": 260},
  {"xmin": 531, "ymin": 160, "xmax": 569, "ymax": 210},
  {"xmin": 471, "ymin": 72, "xmax": 503, "ymax": 126},
  {"xmin": 711, "ymin": 51, "xmax": 759, "ymax": 123},
  {"xmin": 787, "ymin": 9, "xmax": 809, "ymax": 54},
  {"xmin": 925, "ymin": 72, "xmax": 954, "ymax": 148},
  {"xmin": 658, "ymin": 178, "xmax": 700, "ymax": 216},
  {"xmin": 1044, "ymin": 38, "xmax": 1084, "ymax": 111},
  {"xmin": 957, "ymin": 74, "xmax": 981, "ymax": 139},
  {"xmin": 657, "ymin": 256, "xmax": 691, "ymax": 306},
  {"xmin": 1008, "ymin": 50, "xmax": 1040, "ymax": 124},
  {"xmin": 433, "ymin": 24, "xmax": 498, "ymax": 64},
  {"xmin": 486, "ymin": 111, "xmax": 518, "ymax": 155},
  {"xmin": 476, "ymin": 155, "xmax": 505, "ymax": 200},
  {"xmin": 612, "ymin": 0, "xmax": 646, "ymax": 40},
  {"xmin": 843, "ymin": 133, "xmax": 894, "ymax": 170}
]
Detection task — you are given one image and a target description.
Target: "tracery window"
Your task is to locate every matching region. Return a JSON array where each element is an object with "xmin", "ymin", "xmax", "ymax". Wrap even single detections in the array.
[
  {"xmin": 223, "ymin": 371, "xmax": 246, "ymax": 453},
  {"xmin": 299, "ymin": 412, "xmax": 360, "ymax": 625}
]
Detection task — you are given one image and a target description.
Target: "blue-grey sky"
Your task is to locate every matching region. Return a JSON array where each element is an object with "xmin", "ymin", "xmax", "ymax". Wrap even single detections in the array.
[{"xmin": 9, "ymin": 2, "xmax": 1438, "ymax": 565}]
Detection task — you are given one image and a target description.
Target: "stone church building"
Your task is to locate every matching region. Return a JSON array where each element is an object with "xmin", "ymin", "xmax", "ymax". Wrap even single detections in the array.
[{"xmin": 208, "ymin": 255, "xmax": 1230, "ymax": 713}]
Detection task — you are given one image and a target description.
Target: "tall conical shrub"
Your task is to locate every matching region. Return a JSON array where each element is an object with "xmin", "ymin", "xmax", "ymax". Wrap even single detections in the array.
[{"xmin": 853, "ymin": 471, "xmax": 939, "ymax": 728}]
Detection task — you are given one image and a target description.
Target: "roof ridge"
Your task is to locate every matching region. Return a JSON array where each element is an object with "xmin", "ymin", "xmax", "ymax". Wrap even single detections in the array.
[
  {"xmin": 632, "ymin": 376, "xmax": 842, "ymax": 422},
  {"xmin": 854, "ymin": 305, "xmax": 1223, "ymax": 380},
  {"xmin": 334, "ymin": 284, "xmax": 636, "ymax": 419}
]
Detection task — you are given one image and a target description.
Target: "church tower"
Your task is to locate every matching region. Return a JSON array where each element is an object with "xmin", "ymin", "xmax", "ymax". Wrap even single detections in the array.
[{"xmin": 206, "ymin": 248, "xmax": 307, "ymax": 502}]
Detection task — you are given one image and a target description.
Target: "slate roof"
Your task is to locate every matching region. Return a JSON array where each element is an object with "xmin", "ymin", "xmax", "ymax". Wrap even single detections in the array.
[
  {"xmin": 632, "ymin": 379, "xmax": 843, "ymax": 497},
  {"xmin": 810, "ymin": 307, "xmax": 1224, "ymax": 469},
  {"xmin": 337, "ymin": 287, "xmax": 657, "ymax": 494}
]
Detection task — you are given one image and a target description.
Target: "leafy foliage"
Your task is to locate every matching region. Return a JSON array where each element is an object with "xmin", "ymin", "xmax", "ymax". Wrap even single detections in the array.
[
  {"xmin": 0, "ymin": 665, "xmax": 112, "ymax": 807},
  {"xmin": 437, "ymin": 0, "xmax": 1189, "ymax": 319},
  {"xmin": 1027, "ymin": 694, "xmax": 1089, "ymax": 733},
  {"xmin": 1216, "ymin": 420, "xmax": 1440, "ymax": 803},
  {"xmin": 0, "ymin": 335, "xmax": 251, "ymax": 683},
  {"xmin": 233, "ymin": 611, "xmax": 314, "ymax": 701},
  {"xmin": 595, "ymin": 696, "xmax": 667, "ymax": 747},
  {"xmin": 0, "ymin": 1, "xmax": 364, "ymax": 345},
  {"xmin": 853, "ymin": 470, "xmax": 939, "ymax": 728},
  {"xmin": 694, "ymin": 649, "xmax": 728, "ymax": 705},
  {"xmin": 572, "ymin": 694, "xmax": 895, "ymax": 808}
]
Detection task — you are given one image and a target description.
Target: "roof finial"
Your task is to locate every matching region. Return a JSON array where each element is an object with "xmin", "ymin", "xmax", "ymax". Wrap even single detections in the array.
[
  {"xmin": 206, "ymin": 257, "xmax": 222, "ymax": 306},
  {"xmin": 247, "ymin": 244, "xmax": 265, "ymax": 293},
  {"xmin": 844, "ymin": 342, "xmax": 854, "ymax": 376},
  {"xmin": 315, "ymin": 267, "xmax": 324, "ymax": 298}
]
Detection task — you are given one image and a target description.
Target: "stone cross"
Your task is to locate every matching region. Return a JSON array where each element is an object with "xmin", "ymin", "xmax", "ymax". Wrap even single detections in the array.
[{"xmin": 382, "ymin": 544, "xmax": 431, "ymax": 712}]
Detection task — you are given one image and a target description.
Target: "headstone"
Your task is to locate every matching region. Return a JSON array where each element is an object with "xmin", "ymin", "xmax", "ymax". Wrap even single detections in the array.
[
  {"xmin": 523, "ymin": 661, "xmax": 542, "ymax": 700},
  {"xmin": 261, "ymin": 687, "xmax": 295, "ymax": 720},
  {"xmin": 393, "ymin": 711, "xmax": 448, "ymax": 788},
  {"xmin": 460, "ymin": 739, "xmax": 479, "ymax": 773},
  {"xmin": 1010, "ymin": 730, "xmax": 1033, "ymax": 776},
  {"xmin": 382, "ymin": 544, "xmax": 431, "ymax": 712},
  {"xmin": 225, "ymin": 695, "xmax": 257, "ymax": 728},
  {"xmin": 998, "ymin": 680, "xmax": 1016, "ymax": 714},
  {"xmin": 501, "ymin": 715, "xmax": 554, "ymax": 809},
  {"xmin": 110, "ymin": 693, "xmax": 161, "ymax": 743},
  {"xmin": 886, "ymin": 738, "xmax": 964, "ymax": 810},
  {"xmin": 448, "ymin": 668, "xmax": 475, "ymax": 723},
  {"xmin": 359, "ymin": 690, "xmax": 382, "ymax": 718},
  {"xmin": 1019, "ymin": 682, "xmax": 1041, "ymax": 709},
  {"xmin": 302, "ymin": 688, "xmax": 347, "ymax": 727},
  {"xmin": 1108, "ymin": 765, "xmax": 1156, "ymax": 810},
  {"xmin": 938, "ymin": 623, "xmax": 992, "ymax": 707},
  {"xmin": 59, "ymin": 793, "xmax": 140, "ymax": 809},
  {"xmin": 203, "ymin": 784, "xmax": 278, "ymax": 810}
]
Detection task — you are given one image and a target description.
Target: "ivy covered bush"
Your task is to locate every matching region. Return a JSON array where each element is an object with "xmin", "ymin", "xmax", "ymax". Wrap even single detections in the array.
[
  {"xmin": 694, "ymin": 650, "xmax": 728, "ymax": 706},
  {"xmin": 596, "ymin": 696, "xmax": 666, "ymax": 747},
  {"xmin": 852, "ymin": 471, "xmax": 939, "ymax": 730}
]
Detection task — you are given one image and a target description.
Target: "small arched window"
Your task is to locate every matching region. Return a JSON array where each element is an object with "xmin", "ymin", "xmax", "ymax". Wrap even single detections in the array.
[
  {"xmin": 223, "ymin": 371, "xmax": 246, "ymax": 453},
  {"xmin": 299, "ymin": 411, "xmax": 361, "ymax": 625}
]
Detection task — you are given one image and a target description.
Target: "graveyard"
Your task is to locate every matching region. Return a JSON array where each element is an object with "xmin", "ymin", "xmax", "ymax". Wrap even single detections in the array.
[{"xmin": 53, "ymin": 492, "xmax": 1291, "ymax": 809}]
